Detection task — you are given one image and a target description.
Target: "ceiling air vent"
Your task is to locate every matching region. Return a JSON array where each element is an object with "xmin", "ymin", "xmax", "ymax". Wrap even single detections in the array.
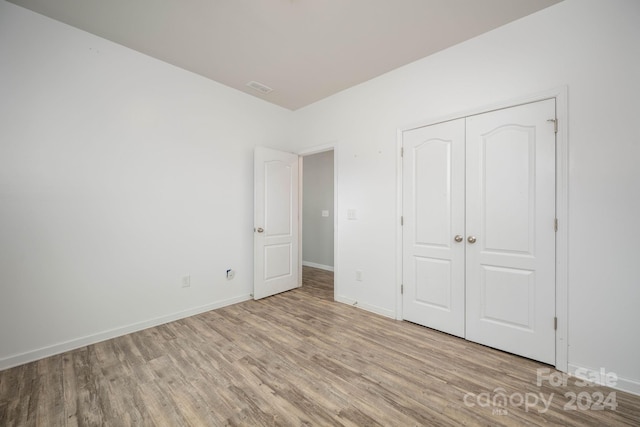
[{"xmin": 246, "ymin": 81, "xmax": 273, "ymax": 94}]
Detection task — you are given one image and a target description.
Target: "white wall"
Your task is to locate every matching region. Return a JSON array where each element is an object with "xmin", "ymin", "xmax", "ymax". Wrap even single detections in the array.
[
  {"xmin": 292, "ymin": 0, "xmax": 640, "ymax": 394},
  {"xmin": 302, "ymin": 151, "xmax": 334, "ymax": 270},
  {"xmin": 0, "ymin": 1, "xmax": 292, "ymax": 368}
]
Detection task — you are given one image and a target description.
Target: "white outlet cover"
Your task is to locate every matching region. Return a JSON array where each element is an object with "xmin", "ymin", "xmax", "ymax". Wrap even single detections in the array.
[{"xmin": 348, "ymin": 209, "xmax": 357, "ymax": 220}]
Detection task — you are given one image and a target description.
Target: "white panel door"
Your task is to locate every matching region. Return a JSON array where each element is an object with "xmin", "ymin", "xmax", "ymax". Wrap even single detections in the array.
[
  {"xmin": 465, "ymin": 99, "xmax": 556, "ymax": 364},
  {"xmin": 254, "ymin": 147, "xmax": 299, "ymax": 300},
  {"xmin": 402, "ymin": 119, "xmax": 466, "ymax": 337}
]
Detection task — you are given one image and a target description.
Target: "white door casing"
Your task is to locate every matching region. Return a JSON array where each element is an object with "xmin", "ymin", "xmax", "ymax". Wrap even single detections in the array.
[
  {"xmin": 465, "ymin": 99, "xmax": 556, "ymax": 364},
  {"xmin": 402, "ymin": 119, "xmax": 466, "ymax": 337},
  {"xmin": 254, "ymin": 147, "xmax": 299, "ymax": 300}
]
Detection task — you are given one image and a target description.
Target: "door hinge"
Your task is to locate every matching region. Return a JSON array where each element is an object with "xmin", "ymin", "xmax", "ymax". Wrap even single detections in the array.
[
  {"xmin": 554, "ymin": 317, "xmax": 558, "ymax": 330},
  {"xmin": 554, "ymin": 218, "xmax": 558, "ymax": 232},
  {"xmin": 547, "ymin": 118, "xmax": 558, "ymax": 134},
  {"xmin": 400, "ymin": 147, "xmax": 404, "ymax": 157},
  {"xmin": 400, "ymin": 216, "xmax": 404, "ymax": 226},
  {"xmin": 401, "ymin": 284, "xmax": 404, "ymax": 294}
]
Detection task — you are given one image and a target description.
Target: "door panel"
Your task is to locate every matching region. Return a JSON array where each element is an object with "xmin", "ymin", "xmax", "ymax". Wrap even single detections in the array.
[
  {"xmin": 264, "ymin": 244, "xmax": 292, "ymax": 280},
  {"xmin": 481, "ymin": 126, "xmax": 535, "ymax": 254},
  {"xmin": 265, "ymin": 161, "xmax": 294, "ymax": 236},
  {"xmin": 402, "ymin": 119, "xmax": 465, "ymax": 338},
  {"xmin": 465, "ymin": 99, "xmax": 556, "ymax": 364},
  {"xmin": 414, "ymin": 140, "xmax": 454, "ymax": 247},
  {"xmin": 415, "ymin": 257, "xmax": 452, "ymax": 309},
  {"xmin": 254, "ymin": 147, "xmax": 299, "ymax": 300},
  {"xmin": 481, "ymin": 266, "xmax": 534, "ymax": 330}
]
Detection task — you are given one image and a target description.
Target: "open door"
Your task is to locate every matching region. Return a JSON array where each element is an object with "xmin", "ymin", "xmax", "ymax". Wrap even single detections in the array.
[{"xmin": 254, "ymin": 147, "xmax": 299, "ymax": 299}]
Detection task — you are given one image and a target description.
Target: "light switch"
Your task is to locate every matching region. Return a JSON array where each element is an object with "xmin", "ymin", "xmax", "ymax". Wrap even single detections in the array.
[
  {"xmin": 348, "ymin": 209, "xmax": 357, "ymax": 220},
  {"xmin": 321, "ymin": 210, "xmax": 329, "ymax": 217}
]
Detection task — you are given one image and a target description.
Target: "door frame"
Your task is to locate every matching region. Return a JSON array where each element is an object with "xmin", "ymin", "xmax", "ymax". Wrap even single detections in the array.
[
  {"xmin": 395, "ymin": 87, "xmax": 569, "ymax": 372},
  {"xmin": 298, "ymin": 144, "xmax": 338, "ymax": 301}
]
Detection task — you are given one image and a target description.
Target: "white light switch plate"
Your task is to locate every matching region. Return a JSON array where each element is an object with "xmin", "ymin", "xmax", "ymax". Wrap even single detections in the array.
[
  {"xmin": 348, "ymin": 209, "xmax": 357, "ymax": 220},
  {"xmin": 321, "ymin": 210, "xmax": 329, "ymax": 217}
]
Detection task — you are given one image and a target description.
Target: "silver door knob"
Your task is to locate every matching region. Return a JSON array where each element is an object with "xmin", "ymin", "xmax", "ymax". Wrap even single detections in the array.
[
  {"xmin": 256, "ymin": 227, "xmax": 264, "ymax": 233},
  {"xmin": 467, "ymin": 236, "xmax": 477, "ymax": 244},
  {"xmin": 454, "ymin": 235, "xmax": 463, "ymax": 242}
]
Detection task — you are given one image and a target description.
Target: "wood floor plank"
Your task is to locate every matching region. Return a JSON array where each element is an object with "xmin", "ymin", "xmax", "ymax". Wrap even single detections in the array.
[{"xmin": 0, "ymin": 266, "xmax": 639, "ymax": 426}]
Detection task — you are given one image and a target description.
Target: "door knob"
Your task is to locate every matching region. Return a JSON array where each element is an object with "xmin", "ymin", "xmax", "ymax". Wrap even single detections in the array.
[
  {"xmin": 454, "ymin": 235, "xmax": 463, "ymax": 242},
  {"xmin": 467, "ymin": 236, "xmax": 477, "ymax": 244},
  {"xmin": 256, "ymin": 227, "xmax": 264, "ymax": 233}
]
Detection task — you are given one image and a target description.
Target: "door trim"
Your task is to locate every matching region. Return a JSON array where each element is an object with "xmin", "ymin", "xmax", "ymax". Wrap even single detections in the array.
[
  {"xmin": 396, "ymin": 86, "xmax": 569, "ymax": 372},
  {"xmin": 298, "ymin": 143, "xmax": 338, "ymax": 302}
]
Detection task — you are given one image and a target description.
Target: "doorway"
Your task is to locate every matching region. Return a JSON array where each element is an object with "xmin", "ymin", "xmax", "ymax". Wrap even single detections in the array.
[{"xmin": 301, "ymin": 149, "xmax": 335, "ymax": 294}]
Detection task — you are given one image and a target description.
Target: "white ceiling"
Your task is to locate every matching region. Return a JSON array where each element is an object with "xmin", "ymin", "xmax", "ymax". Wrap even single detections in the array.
[{"xmin": 8, "ymin": 0, "xmax": 562, "ymax": 110}]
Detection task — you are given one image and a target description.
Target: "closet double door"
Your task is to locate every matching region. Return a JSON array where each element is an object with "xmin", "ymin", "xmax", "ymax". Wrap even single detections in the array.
[{"xmin": 402, "ymin": 99, "xmax": 556, "ymax": 364}]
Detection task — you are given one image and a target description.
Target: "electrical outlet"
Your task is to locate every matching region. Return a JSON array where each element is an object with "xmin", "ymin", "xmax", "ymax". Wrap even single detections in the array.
[
  {"xmin": 226, "ymin": 269, "xmax": 235, "ymax": 280},
  {"xmin": 356, "ymin": 270, "xmax": 363, "ymax": 281},
  {"xmin": 181, "ymin": 275, "xmax": 191, "ymax": 288}
]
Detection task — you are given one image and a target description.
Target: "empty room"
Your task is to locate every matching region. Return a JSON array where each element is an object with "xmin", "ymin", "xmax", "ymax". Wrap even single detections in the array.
[{"xmin": 1, "ymin": 0, "xmax": 639, "ymax": 425}]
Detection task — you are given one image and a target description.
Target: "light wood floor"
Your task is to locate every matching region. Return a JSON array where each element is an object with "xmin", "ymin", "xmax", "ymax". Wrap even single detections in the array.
[{"xmin": 1, "ymin": 266, "xmax": 639, "ymax": 426}]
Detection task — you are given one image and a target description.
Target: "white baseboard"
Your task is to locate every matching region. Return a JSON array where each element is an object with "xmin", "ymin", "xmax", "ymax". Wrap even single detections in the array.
[
  {"xmin": 568, "ymin": 363, "xmax": 640, "ymax": 396},
  {"xmin": 302, "ymin": 261, "xmax": 334, "ymax": 272},
  {"xmin": 0, "ymin": 294, "xmax": 252, "ymax": 371},
  {"xmin": 335, "ymin": 295, "xmax": 395, "ymax": 319}
]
